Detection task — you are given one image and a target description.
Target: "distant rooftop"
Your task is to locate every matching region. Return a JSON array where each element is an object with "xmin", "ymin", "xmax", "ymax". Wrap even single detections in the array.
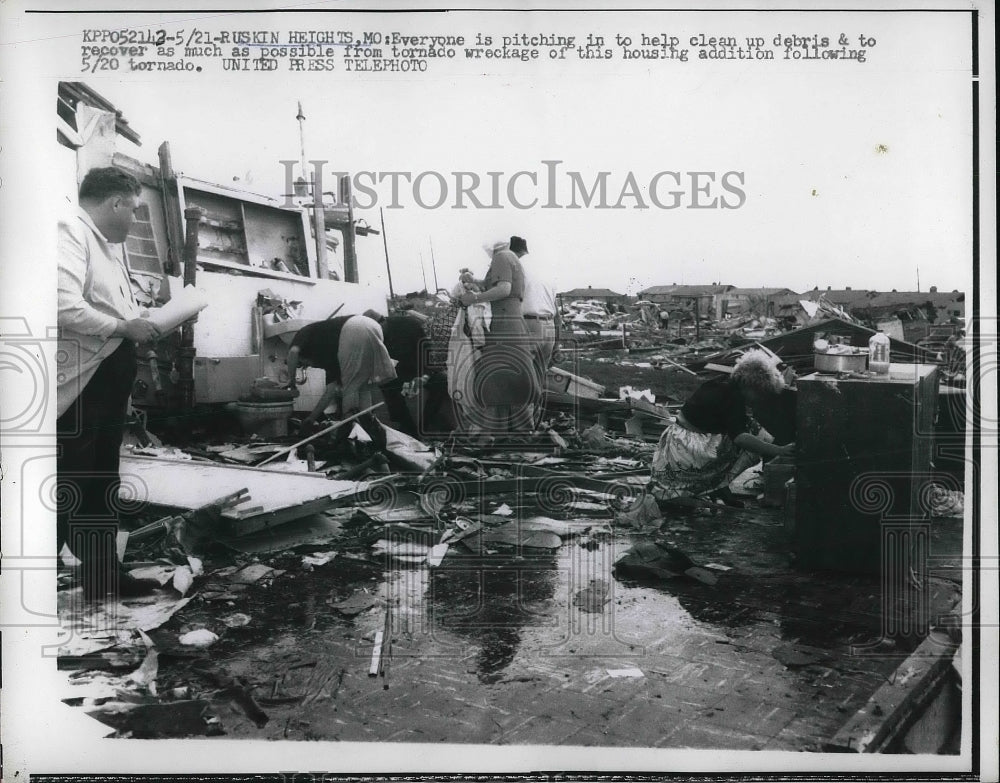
[
  {"xmin": 559, "ymin": 287, "xmax": 625, "ymax": 298},
  {"xmin": 800, "ymin": 288, "xmax": 964, "ymax": 307},
  {"xmin": 639, "ymin": 284, "xmax": 734, "ymax": 296},
  {"xmin": 728, "ymin": 287, "xmax": 798, "ymax": 297}
]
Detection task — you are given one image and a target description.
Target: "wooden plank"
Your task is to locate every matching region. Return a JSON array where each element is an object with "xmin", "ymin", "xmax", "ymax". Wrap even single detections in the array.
[
  {"xmin": 257, "ymin": 403, "xmax": 384, "ymax": 466},
  {"xmin": 192, "ymin": 255, "xmax": 317, "ymax": 285},
  {"xmin": 543, "ymin": 391, "xmax": 630, "ymax": 414},
  {"xmin": 627, "ymin": 397, "xmax": 672, "ymax": 419},
  {"xmin": 228, "ymin": 475, "xmax": 397, "ymax": 536},
  {"xmin": 655, "ymin": 354, "xmax": 699, "ymax": 376},
  {"xmin": 827, "ymin": 633, "xmax": 957, "ymax": 752},
  {"xmin": 369, "ymin": 631, "xmax": 384, "ymax": 677},
  {"xmin": 404, "ymin": 469, "xmax": 630, "ymax": 501},
  {"xmin": 228, "ymin": 497, "xmax": 351, "ymax": 537},
  {"xmin": 704, "ymin": 362, "xmax": 735, "ymax": 374},
  {"xmin": 119, "ymin": 455, "xmax": 373, "ymax": 536},
  {"xmin": 751, "ymin": 341, "xmax": 783, "ymax": 364}
]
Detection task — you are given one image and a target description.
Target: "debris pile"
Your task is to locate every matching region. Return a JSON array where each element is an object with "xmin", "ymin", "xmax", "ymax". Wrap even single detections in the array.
[{"xmin": 57, "ymin": 301, "xmax": 966, "ymax": 739}]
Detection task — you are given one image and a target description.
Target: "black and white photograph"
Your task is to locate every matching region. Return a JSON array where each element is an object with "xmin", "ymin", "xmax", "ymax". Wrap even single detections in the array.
[{"xmin": 0, "ymin": 1, "xmax": 996, "ymax": 779}]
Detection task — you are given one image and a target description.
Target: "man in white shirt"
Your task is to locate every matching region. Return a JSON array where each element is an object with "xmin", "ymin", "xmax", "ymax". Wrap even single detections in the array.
[
  {"xmin": 510, "ymin": 235, "xmax": 559, "ymax": 377},
  {"xmin": 57, "ymin": 167, "xmax": 160, "ymax": 599}
]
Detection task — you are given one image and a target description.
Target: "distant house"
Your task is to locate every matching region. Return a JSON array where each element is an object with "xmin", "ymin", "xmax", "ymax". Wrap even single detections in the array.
[
  {"xmin": 637, "ymin": 285, "xmax": 677, "ymax": 304},
  {"xmin": 638, "ymin": 284, "xmax": 734, "ymax": 320},
  {"xmin": 557, "ymin": 286, "xmax": 628, "ymax": 307},
  {"xmin": 799, "ymin": 286, "xmax": 964, "ymax": 324},
  {"xmin": 778, "ymin": 286, "xmax": 964, "ymax": 342},
  {"xmin": 801, "ymin": 287, "xmax": 876, "ymax": 310},
  {"xmin": 860, "ymin": 289, "xmax": 964, "ymax": 324},
  {"xmin": 726, "ymin": 287, "xmax": 798, "ymax": 317}
]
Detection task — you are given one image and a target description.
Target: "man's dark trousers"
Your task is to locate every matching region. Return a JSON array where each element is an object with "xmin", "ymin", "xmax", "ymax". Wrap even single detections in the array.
[{"xmin": 57, "ymin": 340, "xmax": 137, "ymax": 596}]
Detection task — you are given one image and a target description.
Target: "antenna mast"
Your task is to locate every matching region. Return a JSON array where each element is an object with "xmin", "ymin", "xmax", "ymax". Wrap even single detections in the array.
[
  {"xmin": 296, "ymin": 101, "xmax": 307, "ymax": 183},
  {"xmin": 429, "ymin": 237, "xmax": 440, "ymax": 293}
]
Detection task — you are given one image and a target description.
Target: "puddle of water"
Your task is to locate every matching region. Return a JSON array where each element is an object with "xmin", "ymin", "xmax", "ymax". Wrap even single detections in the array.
[
  {"xmin": 378, "ymin": 534, "xmax": 691, "ymax": 680},
  {"xmin": 83, "ymin": 498, "xmax": 942, "ymax": 745}
]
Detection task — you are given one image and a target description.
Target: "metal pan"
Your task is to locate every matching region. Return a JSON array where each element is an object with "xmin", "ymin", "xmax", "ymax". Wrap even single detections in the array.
[{"xmin": 814, "ymin": 351, "xmax": 867, "ymax": 373}]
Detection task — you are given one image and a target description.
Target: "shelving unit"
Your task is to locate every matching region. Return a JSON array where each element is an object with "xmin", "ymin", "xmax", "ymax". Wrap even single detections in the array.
[{"xmin": 174, "ymin": 176, "xmax": 314, "ymax": 282}]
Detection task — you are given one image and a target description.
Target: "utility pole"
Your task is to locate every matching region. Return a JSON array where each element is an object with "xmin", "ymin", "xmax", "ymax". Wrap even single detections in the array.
[
  {"xmin": 429, "ymin": 236, "xmax": 440, "ymax": 293},
  {"xmin": 380, "ymin": 207, "xmax": 394, "ymax": 299},
  {"xmin": 340, "ymin": 175, "xmax": 357, "ymax": 283},
  {"xmin": 312, "ymin": 168, "xmax": 329, "ymax": 280},
  {"xmin": 297, "ymin": 101, "xmax": 329, "ymax": 279}
]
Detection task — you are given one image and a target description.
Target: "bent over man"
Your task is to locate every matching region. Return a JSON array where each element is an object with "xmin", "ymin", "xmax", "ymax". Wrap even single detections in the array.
[{"xmin": 285, "ymin": 314, "xmax": 397, "ymax": 448}]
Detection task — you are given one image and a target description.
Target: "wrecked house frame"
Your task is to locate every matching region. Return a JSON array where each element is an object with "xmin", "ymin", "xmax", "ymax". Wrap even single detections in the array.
[{"xmin": 58, "ymin": 81, "xmax": 388, "ymax": 423}]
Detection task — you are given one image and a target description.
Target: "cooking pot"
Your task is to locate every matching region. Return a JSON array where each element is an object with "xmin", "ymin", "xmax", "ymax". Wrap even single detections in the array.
[{"xmin": 814, "ymin": 351, "xmax": 868, "ymax": 373}]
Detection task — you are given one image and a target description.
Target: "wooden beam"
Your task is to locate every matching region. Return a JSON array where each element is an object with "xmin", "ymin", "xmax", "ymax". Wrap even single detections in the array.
[
  {"xmin": 257, "ymin": 402, "xmax": 384, "ymax": 466},
  {"xmin": 119, "ymin": 455, "xmax": 378, "ymax": 537},
  {"xmin": 827, "ymin": 633, "xmax": 958, "ymax": 752},
  {"xmin": 157, "ymin": 142, "xmax": 184, "ymax": 277},
  {"xmin": 704, "ymin": 362, "xmax": 735, "ymax": 374},
  {"xmin": 369, "ymin": 629, "xmax": 385, "ymax": 677}
]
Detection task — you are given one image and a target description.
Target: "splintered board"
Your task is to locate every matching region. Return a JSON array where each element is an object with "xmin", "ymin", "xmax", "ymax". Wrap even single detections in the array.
[{"xmin": 119, "ymin": 455, "xmax": 377, "ymax": 536}]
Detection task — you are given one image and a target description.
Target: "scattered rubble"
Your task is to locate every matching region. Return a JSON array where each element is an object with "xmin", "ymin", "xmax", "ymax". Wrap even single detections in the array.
[
  {"xmin": 48, "ymin": 79, "xmax": 968, "ymax": 747},
  {"xmin": 179, "ymin": 629, "xmax": 220, "ymax": 648},
  {"xmin": 55, "ymin": 303, "xmax": 965, "ymax": 742}
]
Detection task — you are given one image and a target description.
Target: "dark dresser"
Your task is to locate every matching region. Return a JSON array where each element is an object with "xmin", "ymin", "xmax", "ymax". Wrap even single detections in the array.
[{"xmin": 794, "ymin": 364, "xmax": 939, "ymax": 573}]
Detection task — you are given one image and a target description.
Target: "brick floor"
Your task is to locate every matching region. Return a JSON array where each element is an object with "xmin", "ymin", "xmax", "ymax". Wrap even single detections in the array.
[
  {"xmin": 707, "ymin": 693, "xmax": 798, "ymax": 738},
  {"xmin": 663, "ymin": 721, "xmax": 766, "ymax": 750},
  {"xmin": 501, "ymin": 713, "xmax": 584, "ymax": 745},
  {"xmin": 62, "ymin": 501, "xmax": 963, "ymax": 753}
]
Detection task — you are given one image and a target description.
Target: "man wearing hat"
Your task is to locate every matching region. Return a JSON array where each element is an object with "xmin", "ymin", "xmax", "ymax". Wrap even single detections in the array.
[{"xmin": 510, "ymin": 235, "xmax": 559, "ymax": 380}]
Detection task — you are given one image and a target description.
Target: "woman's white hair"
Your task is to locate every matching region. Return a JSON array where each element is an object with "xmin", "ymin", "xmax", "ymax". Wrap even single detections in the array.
[
  {"xmin": 483, "ymin": 239, "xmax": 509, "ymax": 258},
  {"xmin": 732, "ymin": 348, "xmax": 785, "ymax": 394}
]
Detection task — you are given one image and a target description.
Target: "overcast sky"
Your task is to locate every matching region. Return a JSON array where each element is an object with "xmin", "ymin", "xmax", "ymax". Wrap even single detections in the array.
[{"xmin": 16, "ymin": 6, "xmax": 978, "ymax": 299}]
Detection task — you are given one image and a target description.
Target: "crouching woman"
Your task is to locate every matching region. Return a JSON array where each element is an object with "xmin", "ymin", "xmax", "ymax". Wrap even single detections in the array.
[{"xmin": 651, "ymin": 349, "xmax": 795, "ymax": 505}]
